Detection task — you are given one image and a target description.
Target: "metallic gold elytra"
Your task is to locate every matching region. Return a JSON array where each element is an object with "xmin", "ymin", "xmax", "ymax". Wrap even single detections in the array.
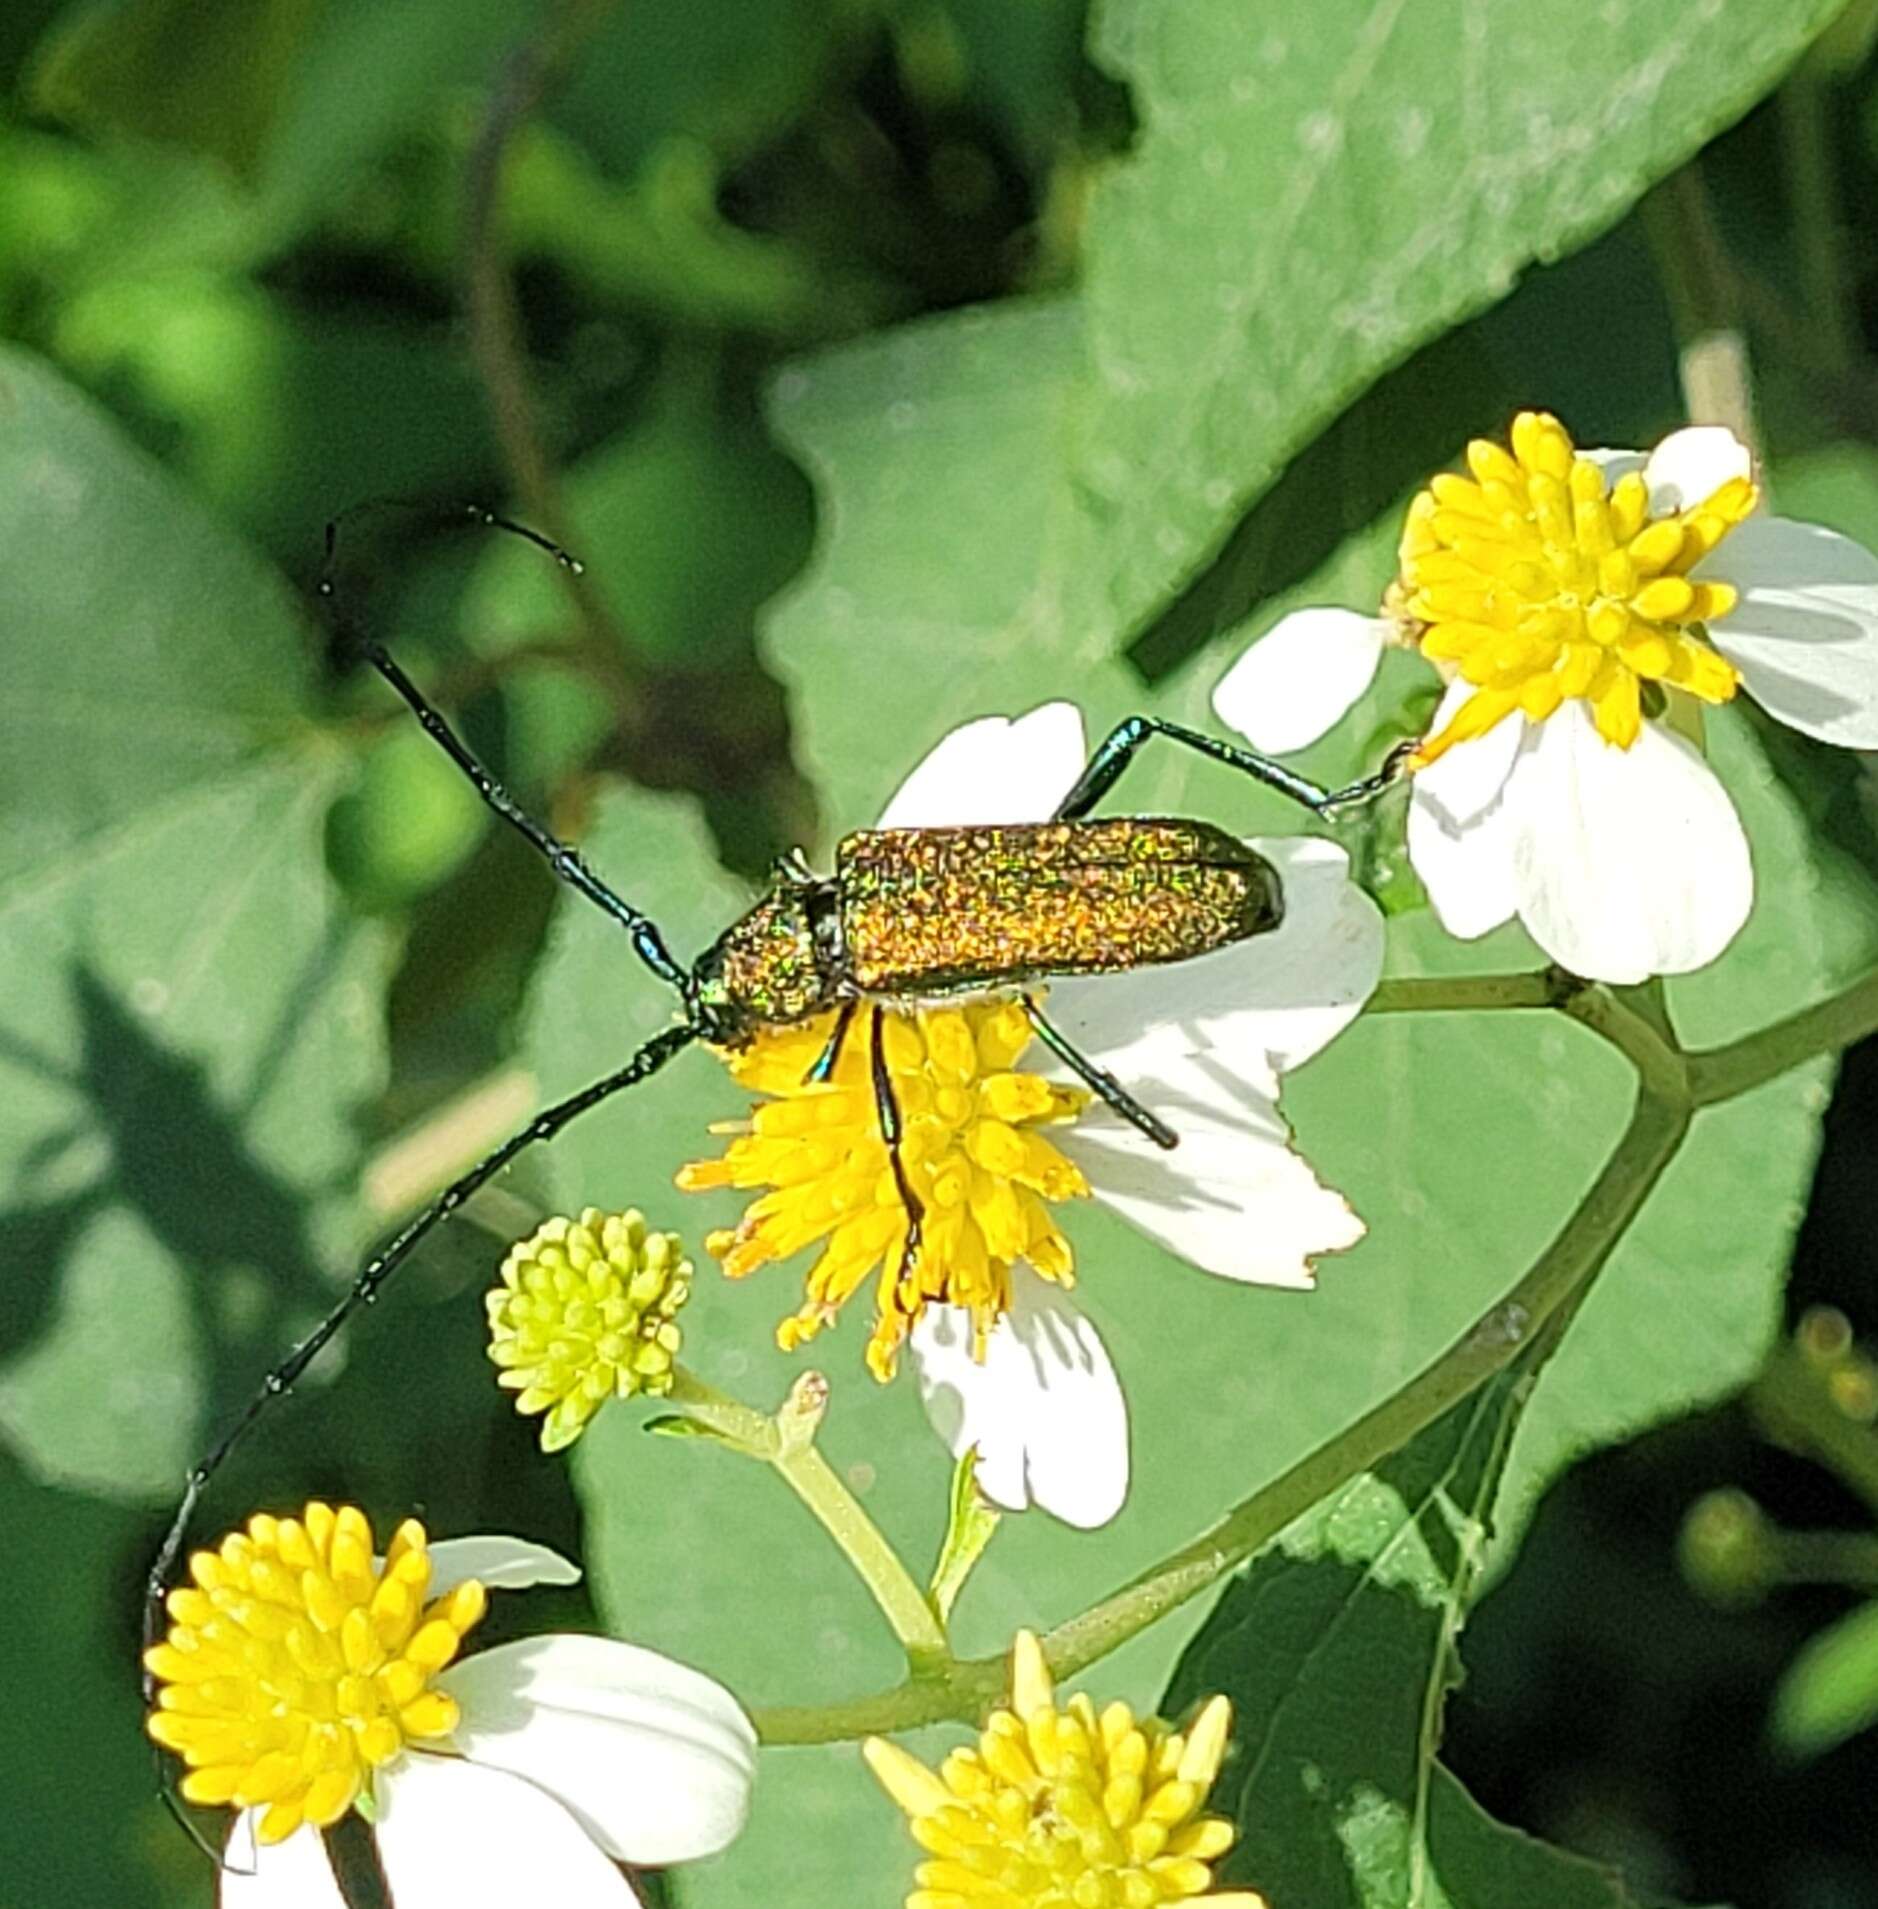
[{"xmin": 838, "ymin": 818, "xmax": 1282, "ymax": 995}]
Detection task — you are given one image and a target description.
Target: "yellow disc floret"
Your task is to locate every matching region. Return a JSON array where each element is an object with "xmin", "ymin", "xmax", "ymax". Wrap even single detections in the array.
[
  {"xmin": 865, "ymin": 1631, "xmax": 1266, "ymax": 1909},
  {"xmin": 144, "ymin": 1502, "xmax": 485, "ymax": 1845},
  {"xmin": 487, "ymin": 1207, "xmax": 692, "ymax": 1451},
  {"xmin": 677, "ymin": 998, "xmax": 1089, "ymax": 1381},
  {"xmin": 1397, "ymin": 409, "xmax": 1756, "ymax": 763}
]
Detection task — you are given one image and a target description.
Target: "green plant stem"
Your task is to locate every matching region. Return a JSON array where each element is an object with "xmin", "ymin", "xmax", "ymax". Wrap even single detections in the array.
[
  {"xmin": 1688, "ymin": 966, "xmax": 1878, "ymax": 1105},
  {"xmin": 751, "ymin": 1085, "xmax": 1691, "ymax": 1744},
  {"xmin": 668, "ymin": 1369, "xmax": 947, "ymax": 1664},
  {"xmin": 1771, "ymin": 1527, "xmax": 1878, "ymax": 1592},
  {"xmin": 745, "ymin": 959, "xmax": 1878, "ymax": 1746},
  {"xmin": 1365, "ymin": 972, "xmax": 1566, "ymax": 1014},
  {"xmin": 1752, "ymin": 1342, "xmax": 1878, "ymax": 1522},
  {"xmin": 1778, "ymin": 76, "xmax": 1857, "ymax": 378}
]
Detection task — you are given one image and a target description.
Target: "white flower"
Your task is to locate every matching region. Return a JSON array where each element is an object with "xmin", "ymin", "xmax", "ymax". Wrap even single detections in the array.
[
  {"xmin": 1214, "ymin": 413, "xmax": 1878, "ymax": 984},
  {"xmin": 145, "ymin": 1505, "xmax": 756, "ymax": 1908},
  {"xmin": 684, "ymin": 705, "xmax": 1383, "ymax": 1530}
]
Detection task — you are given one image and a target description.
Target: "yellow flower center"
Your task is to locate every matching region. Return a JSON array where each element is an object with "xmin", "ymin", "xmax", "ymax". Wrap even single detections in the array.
[
  {"xmin": 144, "ymin": 1502, "xmax": 485, "ymax": 1845},
  {"xmin": 1397, "ymin": 409, "xmax": 1757, "ymax": 764},
  {"xmin": 487, "ymin": 1206, "xmax": 692, "ymax": 1451},
  {"xmin": 677, "ymin": 997, "xmax": 1090, "ymax": 1380},
  {"xmin": 865, "ymin": 1632, "xmax": 1265, "ymax": 1909}
]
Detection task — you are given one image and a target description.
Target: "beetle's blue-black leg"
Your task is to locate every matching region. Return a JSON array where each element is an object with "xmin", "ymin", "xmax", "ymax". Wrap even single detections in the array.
[
  {"xmin": 1020, "ymin": 994, "xmax": 1179, "ymax": 1150},
  {"xmin": 804, "ymin": 996, "xmax": 859, "ymax": 1086},
  {"xmin": 144, "ymin": 1019, "xmax": 701, "ymax": 1818},
  {"xmin": 320, "ymin": 509, "xmax": 690, "ymax": 995},
  {"xmin": 869, "ymin": 1003, "xmax": 925, "ymax": 1288},
  {"xmin": 1052, "ymin": 714, "xmax": 1414, "ymax": 823}
]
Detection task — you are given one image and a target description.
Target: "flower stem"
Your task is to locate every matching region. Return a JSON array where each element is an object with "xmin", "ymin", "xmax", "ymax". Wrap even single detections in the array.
[
  {"xmin": 1687, "ymin": 966, "xmax": 1878, "ymax": 1105},
  {"xmin": 1365, "ymin": 971, "xmax": 1568, "ymax": 1014},
  {"xmin": 751, "ymin": 1084, "xmax": 1692, "ymax": 1744},
  {"xmin": 745, "ymin": 960, "xmax": 1878, "ymax": 1746},
  {"xmin": 668, "ymin": 1368, "xmax": 947, "ymax": 1664},
  {"xmin": 1752, "ymin": 1334, "xmax": 1878, "ymax": 1522}
]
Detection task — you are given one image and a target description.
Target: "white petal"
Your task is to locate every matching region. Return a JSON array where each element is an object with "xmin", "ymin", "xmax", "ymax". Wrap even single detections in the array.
[
  {"xmin": 1705, "ymin": 516, "xmax": 1878, "ymax": 747},
  {"xmin": 1210, "ymin": 608, "xmax": 1387, "ymax": 753},
  {"xmin": 1506, "ymin": 701, "xmax": 1752, "ymax": 982},
  {"xmin": 220, "ymin": 1817, "xmax": 344, "ymax": 1909},
  {"xmin": 439, "ymin": 1635, "xmax": 756, "ymax": 1865},
  {"xmin": 376, "ymin": 1753, "xmax": 641, "ymax": 1908},
  {"xmin": 426, "ymin": 1535, "xmax": 582, "ymax": 1597},
  {"xmin": 1410, "ymin": 681, "xmax": 1524, "ymax": 826},
  {"xmin": 1058, "ymin": 1058, "xmax": 1363, "ymax": 1286},
  {"xmin": 1044, "ymin": 835, "xmax": 1384, "ymax": 1080},
  {"xmin": 875, "ymin": 703, "xmax": 1087, "ymax": 828},
  {"xmin": 1642, "ymin": 425, "xmax": 1753, "ymax": 512},
  {"xmin": 910, "ymin": 1269, "xmax": 1128, "ymax": 1529},
  {"xmin": 1580, "ymin": 446, "xmax": 1645, "ymax": 483},
  {"xmin": 1404, "ymin": 685, "xmax": 1550, "ymax": 943}
]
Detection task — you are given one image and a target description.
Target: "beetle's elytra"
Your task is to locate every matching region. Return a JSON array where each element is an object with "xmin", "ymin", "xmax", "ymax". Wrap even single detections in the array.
[{"xmin": 692, "ymin": 818, "xmax": 1284, "ymax": 1029}]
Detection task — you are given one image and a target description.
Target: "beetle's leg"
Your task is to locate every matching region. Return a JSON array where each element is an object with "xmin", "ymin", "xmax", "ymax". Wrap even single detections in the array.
[
  {"xmin": 804, "ymin": 996, "xmax": 859, "ymax": 1086},
  {"xmin": 1021, "ymin": 994, "xmax": 1179, "ymax": 1150},
  {"xmin": 869, "ymin": 1004, "xmax": 925, "ymax": 1289},
  {"xmin": 320, "ymin": 507, "xmax": 690, "ymax": 995},
  {"xmin": 144, "ymin": 1018, "xmax": 701, "ymax": 1824},
  {"xmin": 1052, "ymin": 714, "xmax": 1416, "ymax": 822}
]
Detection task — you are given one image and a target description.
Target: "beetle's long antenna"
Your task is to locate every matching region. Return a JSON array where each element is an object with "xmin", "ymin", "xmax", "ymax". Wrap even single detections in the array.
[
  {"xmin": 144, "ymin": 1020, "xmax": 700, "ymax": 1829},
  {"xmin": 320, "ymin": 507, "xmax": 691, "ymax": 996},
  {"xmin": 1052, "ymin": 715, "xmax": 1416, "ymax": 824}
]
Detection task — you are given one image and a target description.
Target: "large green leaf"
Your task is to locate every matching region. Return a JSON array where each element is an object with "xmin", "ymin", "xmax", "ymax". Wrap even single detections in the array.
[
  {"xmin": 1077, "ymin": 0, "xmax": 1844, "ymax": 638},
  {"xmin": 27, "ymin": 0, "xmax": 524, "ymax": 270},
  {"xmin": 0, "ymin": 346, "xmax": 385, "ymax": 1501},
  {"xmin": 765, "ymin": 296, "xmax": 1147, "ymax": 830},
  {"xmin": 1162, "ymin": 1373, "xmax": 1650, "ymax": 1908}
]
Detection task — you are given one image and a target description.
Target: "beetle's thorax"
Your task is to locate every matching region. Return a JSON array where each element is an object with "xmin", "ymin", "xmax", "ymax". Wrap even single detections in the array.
[{"xmin": 690, "ymin": 868, "xmax": 845, "ymax": 1036}]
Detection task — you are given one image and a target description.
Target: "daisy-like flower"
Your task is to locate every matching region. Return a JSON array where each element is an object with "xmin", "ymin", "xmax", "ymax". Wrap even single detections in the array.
[
  {"xmin": 864, "ymin": 1629, "xmax": 1267, "ymax": 1908},
  {"xmin": 678, "ymin": 704, "xmax": 1384, "ymax": 1528},
  {"xmin": 1215, "ymin": 411, "xmax": 1878, "ymax": 983},
  {"xmin": 145, "ymin": 1500, "xmax": 755, "ymax": 1906}
]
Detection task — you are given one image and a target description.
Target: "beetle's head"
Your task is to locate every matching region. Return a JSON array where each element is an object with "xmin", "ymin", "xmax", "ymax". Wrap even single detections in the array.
[{"xmin": 686, "ymin": 887, "xmax": 837, "ymax": 1042}]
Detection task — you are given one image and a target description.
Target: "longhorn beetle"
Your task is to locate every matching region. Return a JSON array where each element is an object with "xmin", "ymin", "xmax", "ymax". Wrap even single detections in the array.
[{"xmin": 144, "ymin": 506, "xmax": 1412, "ymax": 1809}]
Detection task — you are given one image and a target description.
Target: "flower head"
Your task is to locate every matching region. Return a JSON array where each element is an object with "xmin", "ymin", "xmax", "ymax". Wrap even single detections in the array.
[
  {"xmin": 865, "ymin": 1630, "xmax": 1266, "ymax": 1909},
  {"xmin": 680, "ymin": 997, "xmax": 1088, "ymax": 1382},
  {"xmin": 1396, "ymin": 409, "xmax": 1752, "ymax": 760},
  {"xmin": 487, "ymin": 1207, "xmax": 692, "ymax": 1450},
  {"xmin": 147, "ymin": 1502, "xmax": 755, "ymax": 1907},
  {"xmin": 678, "ymin": 705, "xmax": 1383, "ymax": 1528},
  {"xmin": 1215, "ymin": 412, "xmax": 1878, "ymax": 982}
]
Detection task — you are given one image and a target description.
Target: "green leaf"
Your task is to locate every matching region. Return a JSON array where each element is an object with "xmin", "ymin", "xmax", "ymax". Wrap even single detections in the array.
[
  {"xmin": 1162, "ymin": 1371, "xmax": 1649, "ymax": 1908},
  {"xmin": 30, "ymin": 0, "xmax": 324, "ymax": 184},
  {"xmin": 468, "ymin": 345, "xmax": 815, "ymax": 668},
  {"xmin": 765, "ymin": 296, "xmax": 1146, "ymax": 829},
  {"xmin": 1, "ymin": 1456, "xmax": 194, "ymax": 1903},
  {"xmin": 1771, "ymin": 1596, "xmax": 1878, "ymax": 1760},
  {"xmin": 643, "ymin": 1412, "xmax": 745, "ymax": 1445},
  {"xmin": 29, "ymin": 0, "xmax": 524, "ymax": 269},
  {"xmin": 549, "ymin": 0, "xmax": 869, "ymax": 182},
  {"xmin": 1077, "ymin": 0, "xmax": 1845, "ymax": 638},
  {"xmin": 929, "ymin": 1447, "xmax": 1002, "ymax": 1625},
  {"xmin": 0, "ymin": 345, "xmax": 385, "ymax": 1500}
]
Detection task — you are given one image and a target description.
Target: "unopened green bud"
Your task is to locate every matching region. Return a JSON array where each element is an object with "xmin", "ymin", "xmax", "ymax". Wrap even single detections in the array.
[{"xmin": 486, "ymin": 1208, "xmax": 692, "ymax": 1453}]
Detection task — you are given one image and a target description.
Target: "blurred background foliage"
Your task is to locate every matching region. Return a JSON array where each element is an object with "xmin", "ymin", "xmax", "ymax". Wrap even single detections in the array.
[{"xmin": 11, "ymin": 1, "xmax": 1878, "ymax": 1904}]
